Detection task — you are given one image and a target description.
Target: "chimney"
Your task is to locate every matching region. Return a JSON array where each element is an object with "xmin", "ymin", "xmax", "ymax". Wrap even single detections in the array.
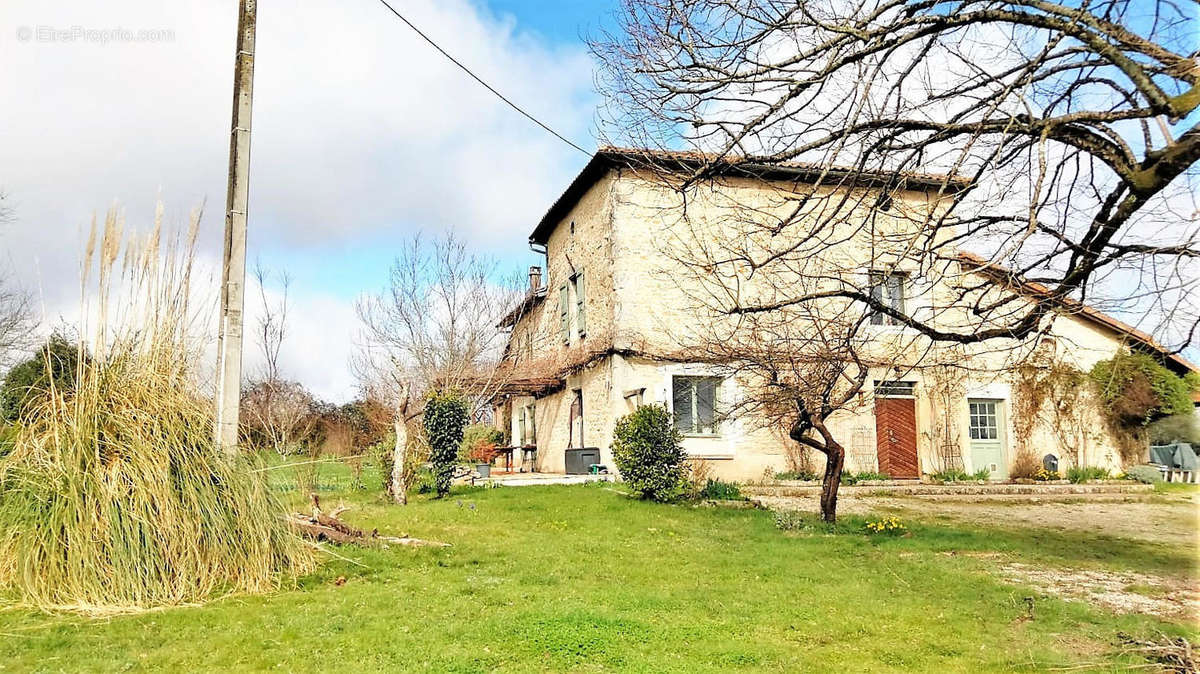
[{"xmin": 528, "ymin": 265, "xmax": 542, "ymax": 292}]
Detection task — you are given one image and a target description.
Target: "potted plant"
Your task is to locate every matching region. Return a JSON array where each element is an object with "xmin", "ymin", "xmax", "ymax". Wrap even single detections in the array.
[{"xmin": 469, "ymin": 442, "xmax": 498, "ymax": 478}]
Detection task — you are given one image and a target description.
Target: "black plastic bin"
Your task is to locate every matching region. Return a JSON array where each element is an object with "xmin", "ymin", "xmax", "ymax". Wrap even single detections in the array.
[{"xmin": 565, "ymin": 447, "xmax": 602, "ymax": 475}]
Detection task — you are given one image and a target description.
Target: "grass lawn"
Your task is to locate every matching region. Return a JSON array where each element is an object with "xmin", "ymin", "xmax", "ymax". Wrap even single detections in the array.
[{"xmin": 0, "ymin": 461, "xmax": 1195, "ymax": 672}]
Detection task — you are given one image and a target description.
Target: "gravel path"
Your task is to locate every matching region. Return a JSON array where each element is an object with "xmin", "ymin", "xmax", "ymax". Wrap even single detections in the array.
[{"xmin": 755, "ymin": 491, "xmax": 1199, "ymax": 547}]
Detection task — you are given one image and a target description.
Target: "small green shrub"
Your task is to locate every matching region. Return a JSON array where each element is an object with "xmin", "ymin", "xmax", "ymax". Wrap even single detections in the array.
[
  {"xmin": 1065, "ymin": 466, "xmax": 1111, "ymax": 483},
  {"xmin": 774, "ymin": 510, "xmax": 807, "ymax": 531},
  {"xmin": 774, "ymin": 470, "xmax": 818, "ymax": 481},
  {"xmin": 611, "ymin": 405, "xmax": 688, "ymax": 502},
  {"xmin": 841, "ymin": 470, "xmax": 890, "ymax": 485},
  {"xmin": 1123, "ymin": 465, "xmax": 1163, "ymax": 484},
  {"xmin": 698, "ymin": 478, "xmax": 742, "ymax": 500},
  {"xmin": 423, "ymin": 391, "xmax": 468, "ymax": 498},
  {"xmin": 1, "ymin": 335, "xmax": 83, "ymax": 422},
  {"xmin": 929, "ymin": 468, "xmax": 968, "ymax": 482},
  {"xmin": 370, "ymin": 432, "xmax": 397, "ymax": 493},
  {"xmin": 459, "ymin": 423, "xmax": 504, "ymax": 461},
  {"xmin": 930, "ymin": 467, "xmax": 993, "ymax": 482},
  {"xmin": 413, "ymin": 465, "xmax": 438, "ymax": 494}
]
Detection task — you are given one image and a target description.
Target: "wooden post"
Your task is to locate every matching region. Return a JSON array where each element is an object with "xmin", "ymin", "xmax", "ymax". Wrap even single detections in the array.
[{"xmin": 214, "ymin": 0, "xmax": 257, "ymax": 453}]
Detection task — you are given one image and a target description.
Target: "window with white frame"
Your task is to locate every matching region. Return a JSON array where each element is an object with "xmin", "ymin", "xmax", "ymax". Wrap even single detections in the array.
[
  {"xmin": 672, "ymin": 376, "xmax": 720, "ymax": 435},
  {"xmin": 869, "ymin": 271, "xmax": 907, "ymax": 326},
  {"xmin": 968, "ymin": 401, "xmax": 999, "ymax": 440}
]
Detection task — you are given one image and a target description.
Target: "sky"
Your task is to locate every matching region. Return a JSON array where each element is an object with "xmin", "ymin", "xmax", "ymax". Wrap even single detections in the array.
[{"xmin": 0, "ymin": 0, "xmax": 617, "ymax": 402}]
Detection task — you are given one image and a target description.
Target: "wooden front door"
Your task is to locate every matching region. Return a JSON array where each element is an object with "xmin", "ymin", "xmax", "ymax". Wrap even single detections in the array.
[{"xmin": 875, "ymin": 397, "xmax": 919, "ymax": 478}]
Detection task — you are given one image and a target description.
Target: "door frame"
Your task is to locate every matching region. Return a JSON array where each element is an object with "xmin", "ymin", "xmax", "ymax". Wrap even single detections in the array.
[
  {"xmin": 873, "ymin": 382, "xmax": 920, "ymax": 479},
  {"xmin": 966, "ymin": 397, "xmax": 1008, "ymax": 477}
]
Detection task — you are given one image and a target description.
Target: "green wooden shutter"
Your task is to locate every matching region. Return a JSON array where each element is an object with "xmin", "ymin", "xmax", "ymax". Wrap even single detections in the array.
[
  {"xmin": 518, "ymin": 406, "xmax": 527, "ymax": 446},
  {"xmin": 575, "ymin": 271, "xmax": 586, "ymax": 337},
  {"xmin": 528, "ymin": 404, "xmax": 537, "ymax": 445},
  {"xmin": 559, "ymin": 285, "xmax": 569, "ymax": 343}
]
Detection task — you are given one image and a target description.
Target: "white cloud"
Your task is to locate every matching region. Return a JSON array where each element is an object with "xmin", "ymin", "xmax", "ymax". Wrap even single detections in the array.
[{"xmin": 0, "ymin": 0, "xmax": 598, "ymax": 401}]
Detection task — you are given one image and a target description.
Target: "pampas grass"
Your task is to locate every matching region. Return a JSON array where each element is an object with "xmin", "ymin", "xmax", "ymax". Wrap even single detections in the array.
[{"xmin": 0, "ymin": 205, "xmax": 313, "ymax": 612}]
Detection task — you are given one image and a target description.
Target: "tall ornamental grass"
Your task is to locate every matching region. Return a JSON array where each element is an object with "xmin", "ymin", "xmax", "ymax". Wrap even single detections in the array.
[{"xmin": 0, "ymin": 206, "xmax": 312, "ymax": 612}]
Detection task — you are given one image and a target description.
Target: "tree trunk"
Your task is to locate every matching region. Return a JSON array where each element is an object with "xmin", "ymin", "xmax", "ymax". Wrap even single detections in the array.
[
  {"xmin": 391, "ymin": 417, "xmax": 408, "ymax": 505},
  {"xmin": 390, "ymin": 382, "xmax": 411, "ymax": 505},
  {"xmin": 790, "ymin": 418, "xmax": 846, "ymax": 523},
  {"xmin": 817, "ymin": 437, "xmax": 845, "ymax": 523}
]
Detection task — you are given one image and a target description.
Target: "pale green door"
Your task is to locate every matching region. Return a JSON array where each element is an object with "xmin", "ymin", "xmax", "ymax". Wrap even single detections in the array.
[{"xmin": 968, "ymin": 399, "xmax": 1007, "ymax": 479}]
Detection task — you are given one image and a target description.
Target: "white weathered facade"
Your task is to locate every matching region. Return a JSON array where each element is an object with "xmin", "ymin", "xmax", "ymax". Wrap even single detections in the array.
[{"xmin": 495, "ymin": 149, "xmax": 1198, "ymax": 481}]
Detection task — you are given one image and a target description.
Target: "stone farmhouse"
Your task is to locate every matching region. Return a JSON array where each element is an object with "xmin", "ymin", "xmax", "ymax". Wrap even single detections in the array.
[{"xmin": 493, "ymin": 148, "xmax": 1198, "ymax": 481}]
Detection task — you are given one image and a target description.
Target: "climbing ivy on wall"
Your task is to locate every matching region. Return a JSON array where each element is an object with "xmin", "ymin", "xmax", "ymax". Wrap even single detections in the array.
[
  {"xmin": 423, "ymin": 390, "xmax": 468, "ymax": 498},
  {"xmin": 1090, "ymin": 351, "xmax": 1197, "ymax": 424},
  {"xmin": 1011, "ymin": 350, "xmax": 1097, "ymax": 467}
]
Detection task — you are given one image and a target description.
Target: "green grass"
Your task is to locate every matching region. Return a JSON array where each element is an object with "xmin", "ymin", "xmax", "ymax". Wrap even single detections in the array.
[{"xmin": 0, "ymin": 460, "xmax": 1194, "ymax": 672}]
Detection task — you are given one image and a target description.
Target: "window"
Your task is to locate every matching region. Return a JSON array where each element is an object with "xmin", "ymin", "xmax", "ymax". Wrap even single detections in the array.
[
  {"xmin": 874, "ymin": 380, "xmax": 916, "ymax": 397},
  {"xmin": 869, "ymin": 271, "xmax": 907, "ymax": 326},
  {"xmin": 672, "ymin": 376, "xmax": 720, "ymax": 435},
  {"xmin": 968, "ymin": 401, "xmax": 999, "ymax": 440},
  {"xmin": 572, "ymin": 271, "xmax": 586, "ymax": 338}
]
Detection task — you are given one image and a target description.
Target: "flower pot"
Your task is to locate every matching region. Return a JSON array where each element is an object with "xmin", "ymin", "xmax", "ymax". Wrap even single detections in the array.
[{"xmin": 476, "ymin": 463, "xmax": 491, "ymax": 478}]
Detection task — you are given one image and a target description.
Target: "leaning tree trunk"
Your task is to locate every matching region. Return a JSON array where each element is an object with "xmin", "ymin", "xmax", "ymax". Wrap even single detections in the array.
[
  {"xmin": 816, "ymin": 437, "xmax": 846, "ymax": 523},
  {"xmin": 791, "ymin": 418, "xmax": 846, "ymax": 523},
  {"xmin": 390, "ymin": 383, "xmax": 411, "ymax": 505}
]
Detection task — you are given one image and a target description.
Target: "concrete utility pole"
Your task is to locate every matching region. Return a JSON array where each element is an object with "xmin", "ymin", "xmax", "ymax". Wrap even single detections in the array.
[{"xmin": 215, "ymin": 0, "xmax": 257, "ymax": 453}]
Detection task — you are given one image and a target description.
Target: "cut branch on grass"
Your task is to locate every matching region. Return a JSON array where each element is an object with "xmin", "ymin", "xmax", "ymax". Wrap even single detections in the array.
[{"xmin": 286, "ymin": 494, "xmax": 449, "ymax": 548}]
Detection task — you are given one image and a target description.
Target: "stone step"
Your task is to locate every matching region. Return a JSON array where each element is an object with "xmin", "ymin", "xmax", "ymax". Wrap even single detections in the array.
[{"xmin": 743, "ymin": 482, "xmax": 1153, "ymax": 498}]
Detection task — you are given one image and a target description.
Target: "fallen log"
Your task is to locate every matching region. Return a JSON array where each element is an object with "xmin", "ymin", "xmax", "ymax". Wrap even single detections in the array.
[{"xmin": 287, "ymin": 494, "xmax": 450, "ymax": 548}]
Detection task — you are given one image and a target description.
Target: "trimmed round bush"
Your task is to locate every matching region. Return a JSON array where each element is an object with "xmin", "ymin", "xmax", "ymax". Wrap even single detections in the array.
[{"xmin": 611, "ymin": 405, "xmax": 687, "ymax": 502}]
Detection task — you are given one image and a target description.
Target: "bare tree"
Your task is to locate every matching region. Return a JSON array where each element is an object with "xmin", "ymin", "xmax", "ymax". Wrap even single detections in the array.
[
  {"xmin": 705, "ymin": 306, "xmax": 876, "ymax": 520},
  {"xmin": 0, "ymin": 270, "xmax": 34, "ymax": 374},
  {"xmin": 240, "ymin": 378, "xmax": 318, "ymax": 454},
  {"xmin": 593, "ymin": 0, "xmax": 1200, "ymax": 352},
  {"xmin": 253, "ymin": 261, "xmax": 290, "ymax": 382},
  {"xmin": 0, "ymin": 191, "xmax": 36, "ymax": 372},
  {"xmin": 356, "ymin": 232, "xmax": 521, "ymax": 412},
  {"xmin": 591, "ymin": 0, "xmax": 1199, "ymax": 521},
  {"xmin": 240, "ymin": 264, "xmax": 312, "ymax": 454},
  {"xmin": 355, "ymin": 232, "xmax": 521, "ymax": 503}
]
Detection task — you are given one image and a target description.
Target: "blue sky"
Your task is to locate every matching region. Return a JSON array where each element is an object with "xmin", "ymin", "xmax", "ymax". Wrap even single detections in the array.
[
  {"xmin": 254, "ymin": 0, "xmax": 619, "ymax": 298},
  {"xmin": 1, "ymin": 0, "xmax": 1194, "ymax": 401},
  {"xmin": 484, "ymin": 0, "xmax": 617, "ymax": 41},
  {"xmin": 1, "ymin": 0, "xmax": 620, "ymax": 401}
]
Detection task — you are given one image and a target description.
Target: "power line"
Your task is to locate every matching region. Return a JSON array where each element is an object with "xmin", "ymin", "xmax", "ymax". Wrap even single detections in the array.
[{"xmin": 374, "ymin": 0, "xmax": 592, "ymax": 156}]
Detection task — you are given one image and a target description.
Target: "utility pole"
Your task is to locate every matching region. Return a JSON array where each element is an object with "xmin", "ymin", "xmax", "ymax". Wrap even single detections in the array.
[{"xmin": 214, "ymin": 0, "xmax": 257, "ymax": 453}]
